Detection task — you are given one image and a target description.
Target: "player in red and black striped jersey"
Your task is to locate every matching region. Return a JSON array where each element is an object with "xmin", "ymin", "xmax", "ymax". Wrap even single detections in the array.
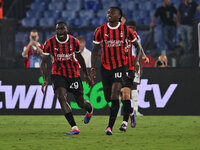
[
  {"xmin": 40, "ymin": 22, "xmax": 93, "ymax": 135},
  {"xmin": 90, "ymin": 7, "xmax": 142, "ymax": 135}
]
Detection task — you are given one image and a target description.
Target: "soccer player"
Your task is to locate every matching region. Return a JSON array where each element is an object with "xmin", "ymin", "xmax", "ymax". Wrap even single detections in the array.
[
  {"xmin": 40, "ymin": 22, "xmax": 93, "ymax": 135},
  {"xmin": 120, "ymin": 20, "xmax": 149, "ymax": 131},
  {"xmin": 90, "ymin": 7, "xmax": 142, "ymax": 135}
]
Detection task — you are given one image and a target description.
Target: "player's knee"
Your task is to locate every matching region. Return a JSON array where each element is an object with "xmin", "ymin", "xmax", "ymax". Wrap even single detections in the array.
[
  {"xmin": 123, "ymin": 88, "xmax": 130, "ymax": 100},
  {"xmin": 77, "ymin": 100, "xmax": 84, "ymax": 108}
]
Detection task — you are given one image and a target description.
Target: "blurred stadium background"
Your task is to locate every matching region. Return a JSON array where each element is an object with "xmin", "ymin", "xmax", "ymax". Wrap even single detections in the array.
[{"xmin": 1, "ymin": 0, "xmax": 200, "ymax": 68}]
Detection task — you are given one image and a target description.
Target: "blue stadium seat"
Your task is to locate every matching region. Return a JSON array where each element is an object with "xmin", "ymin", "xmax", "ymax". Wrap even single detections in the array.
[
  {"xmin": 55, "ymin": 18, "xmax": 74, "ymax": 26},
  {"xmin": 35, "ymin": 0, "xmax": 50, "ymax": 4},
  {"xmin": 39, "ymin": 18, "xmax": 55, "ymax": 27},
  {"xmin": 48, "ymin": 2, "xmax": 64, "ymax": 11},
  {"xmin": 21, "ymin": 18, "xmax": 37, "ymax": 27},
  {"xmin": 91, "ymin": 17, "xmax": 107, "ymax": 27},
  {"xmin": 102, "ymin": 1, "xmax": 119, "ymax": 10},
  {"xmin": 143, "ymin": 16, "xmax": 151, "ymax": 25},
  {"xmin": 73, "ymin": 18, "xmax": 91, "ymax": 27},
  {"xmin": 97, "ymin": 10, "xmax": 107, "ymax": 18},
  {"xmin": 68, "ymin": 0, "xmax": 81, "ymax": 2},
  {"xmin": 30, "ymin": 2, "xmax": 46, "ymax": 11},
  {"xmin": 66, "ymin": 2, "xmax": 81, "ymax": 11},
  {"xmin": 44, "ymin": 10, "xmax": 60, "ymax": 18},
  {"xmin": 84, "ymin": 1, "xmax": 100, "ymax": 12},
  {"xmin": 120, "ymin": 1, "xmax": 136, "ymax": 11},
  {"xmin": 79, "ymin": 10, "xmax": 94, "ymax": 19},
  {"xmin": 46, "ymin": 32, "xmax": 56, "ymax": 39},
  {"xmin": 51, "ymin": 0, "xmax": 66, "ymax": 3},
  {"xmin": 26, "ymin": 10, "xmax": 43, "ymax": 19},
  {"xmin": 61, "ymin": 10, "xmax": 77, "ymax": 19},
  {"xmin": 144, "ymin": 1, "xmax": 154, "ymax": 11},
  {"xmin": 101, "ymin": 0, "xmax": 118, "ymax": 4}
]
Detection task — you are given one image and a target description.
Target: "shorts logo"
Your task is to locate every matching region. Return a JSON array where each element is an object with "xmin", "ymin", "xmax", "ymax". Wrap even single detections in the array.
[{"xmin": 115, "ymin": 72, "xmax": 122, "ymax": 78}]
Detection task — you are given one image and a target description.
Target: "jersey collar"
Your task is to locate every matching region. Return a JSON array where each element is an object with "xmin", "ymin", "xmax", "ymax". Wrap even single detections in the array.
[
  {"xmin": 55, "ymin": 34, "xmax": 69, "ymax": 44},
  {"xmin": 107, "ymin": 22, "xmax": 120, "ymax": 30}
]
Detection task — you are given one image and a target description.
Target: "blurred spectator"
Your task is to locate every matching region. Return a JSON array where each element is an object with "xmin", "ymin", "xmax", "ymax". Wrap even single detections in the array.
[
  {"xmin": 22, "ymin": 29, "xmax": 43, "ymax": 68},
  {"xmin": 155, "ymin": 55, "xmax": 168, "ymax": 67},
  {"xmin": 150, "ymin": 0, "xmax": 177, "ymax": 51},
  {"xmin": 0, "ymin": 0, "xmax": 3, "ymax": 19},
  {"xmin": 77, "ymin": 36, "xmax": 91, "ymax": 68},
  {"xmin": 121, "ymin": 13, "xmax": 126, "ymax": 24},
  {"xmin": 176, "ymin": 0, "xmax": 200, "ymax": 54}
]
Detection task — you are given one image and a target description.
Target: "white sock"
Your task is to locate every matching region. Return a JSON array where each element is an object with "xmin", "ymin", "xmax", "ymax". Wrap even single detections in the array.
[
  {"xmin": 131, "ymin": 90, "xmax": 138, "ymax": 113},
  {"xmin": 122, "ymin": 121, "xmax": 128, "ymax": 126},
  {"xmin": 72, "ymin": 126, "xmax": 79, "ymax": 130}
]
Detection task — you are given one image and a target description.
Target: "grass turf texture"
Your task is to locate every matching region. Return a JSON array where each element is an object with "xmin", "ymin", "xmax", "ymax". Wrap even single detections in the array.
[{"xmin": 0, "ymin": 116, "xmax": 200, "ymax": 150}]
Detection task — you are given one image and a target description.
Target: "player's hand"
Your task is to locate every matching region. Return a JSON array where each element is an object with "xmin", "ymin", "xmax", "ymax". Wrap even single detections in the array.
[
  {"xmin": 150, "ymin": 23, "xmax": 155, "ymax": 28},
  {"xmin": 90, "ymin": 69, "xmax": 96, "ymax": 84},
  {"xmin": 142, "ymin": 55, "xmax": 149, "ymax": 63},
  {"xmin": 135, "ymin": 63, "xmax": 140, "ymax": 73},
  {"xmin": 32, "ymin": 41, "xmax": 38, "ymax": 46},
  {"xmin": 84, "ymin": 74, "xmax": 93, "ymax": 87},
  {"xmin": 41, "ymin": 80, "xmax": 48, "ymax": 94}
]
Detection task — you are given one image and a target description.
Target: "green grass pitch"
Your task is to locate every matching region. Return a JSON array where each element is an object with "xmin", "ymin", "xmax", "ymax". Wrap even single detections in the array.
[{"xmin": 0, "ymin": 115, "xmax": 200, "ymax": 150}]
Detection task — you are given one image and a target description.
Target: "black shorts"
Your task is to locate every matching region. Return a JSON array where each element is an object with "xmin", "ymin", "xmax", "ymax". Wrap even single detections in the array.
[
  {"xmin": 51, "ymin": 74, "xmax": 83, "ymax": 96},
  {"xmin": 123, "ymin": 70, "xmax": 135, "ymax": 89},
  {"xmin": 101, "ymin": 66, "xmax": 126, "ymax": 86}
]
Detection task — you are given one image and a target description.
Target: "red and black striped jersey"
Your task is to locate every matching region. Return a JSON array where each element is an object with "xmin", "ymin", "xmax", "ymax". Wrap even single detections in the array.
[
  {"xmin": 127, "ymin": 30, "xmax": 139, "ymax": 71},
  {"xmin": 43, "ymin": 34, "xmax": 80, "ymax": 78},
  {"xmin": 93, "ymin": 22, "xmax": 137, "ymax": 70}
]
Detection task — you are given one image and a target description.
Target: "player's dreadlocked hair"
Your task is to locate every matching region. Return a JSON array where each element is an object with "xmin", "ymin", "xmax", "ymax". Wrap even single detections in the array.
[{"xmin": 110, "ymin": 6, "xmax": 123, "ymax": 22}]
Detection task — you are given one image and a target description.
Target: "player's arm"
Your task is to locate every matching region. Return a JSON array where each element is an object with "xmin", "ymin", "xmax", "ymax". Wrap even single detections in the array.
[
  {"xmin": 90, "ymin": 43, "xmax": 100, "ymax": 82},
  {"xmin": 132, "ymin": 40, "xmax": 142, "ymax": 67},
  {"xmin": 40, "ymin": 54, "xmax": 49, "ymax": 94},
  {"xmin": 22, "ymin": 43, "xmax": 32, "ymax": 57},
  {"xmin": 76, "ymin": 52, "xmax": 93, "ymax": 86}
]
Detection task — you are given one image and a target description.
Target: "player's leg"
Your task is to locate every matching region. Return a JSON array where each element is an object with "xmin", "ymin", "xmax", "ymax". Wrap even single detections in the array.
[
  {"xmin": 131, "ymin": 83, "xmax": 143, "ymax": 117},
  {"xmin": 68, "ymin": 77, "xmax": 93, "ymax": 124},
  {"xmin": 120, "ymin": 86, "xmax": 133, "ymax": 131},
  {"xmin": 51, "ymin": 75, "xmax": 80, "ymax": 135},
  {"xmin": 55, "ymin": 87, "xmax": 80, "ymax": 135},
  {"xmin": 104, "ymin": 82, "xmax": 122, "ymax": 135},
  {"xmin": 102, "ymin": 81, "xmax": 113, "ymax": 135},
  {"xmin": 74, "ymin": 94, "xmax": 93, "ymax": 124}
]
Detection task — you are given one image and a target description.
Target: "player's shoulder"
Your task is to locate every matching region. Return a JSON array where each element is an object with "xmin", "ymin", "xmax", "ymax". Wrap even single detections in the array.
[
  {"xmin": 69, "ymin": 34, "xmax": 79, "ymax": 43},
  {"xmin": 46, "ymin": 35, "xmax": 55, "ymax": 43},
  {"xmin": 95, "ymin": 23, "xmax": 107, "ymax": 31}
]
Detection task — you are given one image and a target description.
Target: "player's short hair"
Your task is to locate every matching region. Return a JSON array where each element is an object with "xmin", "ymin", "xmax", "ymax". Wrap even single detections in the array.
[
  {"xmin": 126, "ymin": 20, "xmax": 137, "ymax": 27},
  {"xmin": 77, "ymin": 36, "xmax": 86, "ymax": 42},
  {"xmin": 56, "ymin": 21, "xmax": 68, "ymax": 27},
  {"xmin": 110, "ymin": 6, "xmax": 123, "ymax": 22},
  {"xmin": 30, "ymin": 29, "xmax": 38, "ymax": 33}
]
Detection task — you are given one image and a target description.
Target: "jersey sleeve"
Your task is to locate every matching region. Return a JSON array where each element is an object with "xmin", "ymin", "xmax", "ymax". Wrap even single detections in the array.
[
  {"xmin": 93, "ymin": 27, "xmax": 101, "ymax": 44},
  {"xmin": 74, "ymin": 38, "xmax": 81, "ymax": 53},
  {"xmin": 43, "ymin": 40, "xmax": 51, "ymax": 55},
  {"xmin": 127, "ymin": 26, "xmax": 137, "ymax": 43}
]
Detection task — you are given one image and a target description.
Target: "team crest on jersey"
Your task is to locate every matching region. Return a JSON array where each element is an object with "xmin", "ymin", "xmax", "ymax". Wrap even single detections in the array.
[
  {"xmin": 104, "ymin": 34, "xmax": 109, "ymax": 37},
  {"xmin": 120, "ymin": 31, "xmax": 123, "ymax": 38}
]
